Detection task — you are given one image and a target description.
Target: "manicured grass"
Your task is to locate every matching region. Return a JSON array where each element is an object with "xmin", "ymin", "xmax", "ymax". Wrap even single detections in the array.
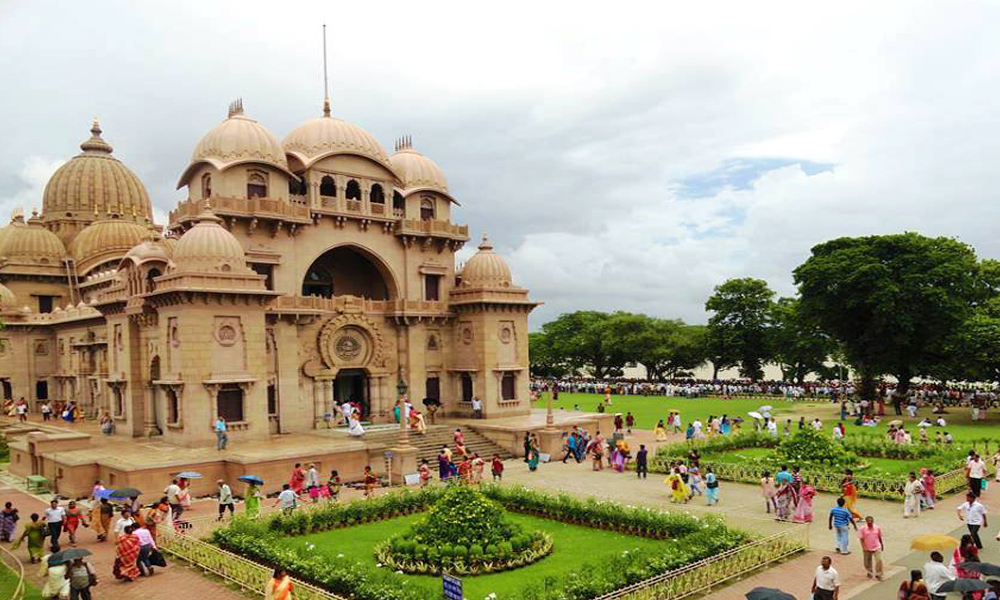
[
  {"xmin": 276, "ymin": 512, "xmax": 675, "ymax": 600},
  {"xmin": 0, "ymin": 562, "xmax": 43, "ymax": 600},
  {"xmin": 699, "ymin": 447, "xmax": 922, "ymax": 477},
  {"xmin": 534, "ymin": 392, "xmax": 1000, "ymax": 444}
]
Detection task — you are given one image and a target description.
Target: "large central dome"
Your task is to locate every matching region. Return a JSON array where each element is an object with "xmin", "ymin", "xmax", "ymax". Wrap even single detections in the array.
[
  {"xmin": 41, "ymin": 120, "xmax": 152, "ymax": 225},
  {"xmin": 283, "ymin": 106, "xmax": 392, "ymax": 171}
]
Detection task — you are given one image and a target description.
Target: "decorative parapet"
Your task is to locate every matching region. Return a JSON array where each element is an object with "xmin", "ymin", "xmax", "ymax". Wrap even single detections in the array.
[{"xmin": 169, "ymin": 196, "xmax": 312, "ymax": 229}]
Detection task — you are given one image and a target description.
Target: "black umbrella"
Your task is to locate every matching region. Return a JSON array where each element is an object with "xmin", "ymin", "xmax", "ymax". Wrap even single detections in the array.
[
  {"xmin": 746, "ymin": 587, "xmax": 797, "ymax": 600},
  {"xmin": 937, "ymin": 579, "xmax": 991, "ymax": 594},
  {"xmin": 110, "ymin": 487, "xmax": 141, "ymax": 498},
  {"xmin": 48, "ymin": 548, "xmax": 92, "ymax": 565},
  {"xmin": 958, "ymin": 562, "xmax": 1000, "ymax": 577}
]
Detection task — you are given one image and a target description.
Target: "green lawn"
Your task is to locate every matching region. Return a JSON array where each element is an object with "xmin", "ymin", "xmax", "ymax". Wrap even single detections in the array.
[
  {"xmin": 534, "ymin": 392, "xmax": 1000, "ymax": 444},
  {"xmin": 276, "ymin": 512, "xmax": 675, "ymax": 600},
  {"xmin": 0, "ymin": 562, "xmax": 42, "ymax": 600}
]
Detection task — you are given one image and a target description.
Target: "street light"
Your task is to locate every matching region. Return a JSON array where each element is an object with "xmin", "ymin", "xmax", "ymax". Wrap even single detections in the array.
[{"xmin": 396, "ymin": 378, "xmax": 408, "ymax": 398}]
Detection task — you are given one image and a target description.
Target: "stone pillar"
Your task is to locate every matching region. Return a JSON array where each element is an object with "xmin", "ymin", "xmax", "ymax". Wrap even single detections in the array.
[
  {"xmin": 313, "ymin": 379, "xmax": 323, "ymax": 428},
  {"xmin": 536, "ymin": 428, "xmax": 564, "ymax": 462},
  {"xmin": 324, "ymin": 380, "xmax": 334, "ymax": 424},
  {"xmin": 386, "ymin": 444, "xmax": 419, "ymax": 485}
]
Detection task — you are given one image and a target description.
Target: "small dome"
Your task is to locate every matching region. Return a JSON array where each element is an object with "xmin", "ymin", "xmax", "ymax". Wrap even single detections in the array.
[
  {"xmin": 461, "ymin": 235, "xmax": 512, "ymax": 288},
  {"xmin": 0, "ymin": 282, "xmax": 16, "ymax": 310},
  {"xmin": 390, "ymin": 137, "xmax": 449, "ymax": 194},
  {"xmin": 123, "ymin": 238, "xmax": 171, "ymax": 265},
  {"xmin": 69, "ymin": 219, "xmax": 149, "ymax": 266},
  {"xmin": 160, "ymin": 237, "xmax": 179, "ymax": 255},
  {"xmin": 171, "ymin": 204, "xmax": 248, "ymax": 273},
  {"xmin": 283, "ymin": 112, "xmax": 392, "ymax": 170},
  {"xmin": 42, "ymin": 120, "xmax": 152, "ymax": 223},
  {"xmin": 0, "ymin": 215, "xmax": 66, "ymax": 264},
  {"xmin": 177, "ymin": 100, "xmax": 292, "ymax": 188}
]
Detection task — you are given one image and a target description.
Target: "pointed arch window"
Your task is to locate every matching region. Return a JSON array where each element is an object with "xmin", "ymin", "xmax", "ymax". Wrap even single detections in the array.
[
  {"xmin": 370, "ymin": 183, "xmax": 385, "ymax": 204},
  {"xmin": 345, "ymin": 179, "xmax": 361, "ymax": 201},
  {"xmin": 392, "ymin": 191, "xmax": 405, "ymax": 215},
  {"xmin": 247, "ymin": 171, "xmax": 268, "ymax": 198},
  {"xmin": 320, "ymin": 176, "xmax": 336, "ymax": 197},
  {"xmin": 420, "ymin": 198, "xmax": 435, "ymax": 220},
  {"xmin": 201, "ymin": 173, "xmax": 212, "ymax": 198}
]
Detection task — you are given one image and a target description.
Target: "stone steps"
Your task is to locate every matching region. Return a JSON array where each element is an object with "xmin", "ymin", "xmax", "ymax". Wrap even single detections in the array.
[{"xmin": 363, "ymin": 425, "xmax": 515, "ymax": 464}]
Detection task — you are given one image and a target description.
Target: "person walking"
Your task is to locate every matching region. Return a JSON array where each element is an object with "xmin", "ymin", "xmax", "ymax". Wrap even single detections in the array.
[
  {"xmin": 217, "ymin": 479, "xmax": 235, "ymax": 521},
  {"xmin": 12, "ymin": 513, "xmax": 46, "ymax": 563},
  {"xmin": 134, "ymin": 522, "xmax": 157, "ymax": 577},
  {"xmin": 63, "ymin": 501, "xmax": 87, "ymax": 547},
  {"xmin": 491, "ymin": 455, "xmax": 504, "ymax": 481},
  {"xmin": 265, "ymin": 567, "xmax": 294, "ymax": 600},
  {"xmin": 635, "ymin": 444, "xmax": 648, "ymax": 479},
  {"xmin": 114, "ymin": 524, "xmax": 142, "ymax": 582},
  {"xmin": 956, "ymin": 492, "xmax": 987, "ymax": 549},
  {"xmin": 274, "ymin": 484, "xmax": 298, "ymax": 515},
  {"xmin": 92, "ymin": 498, "xmax": 113, "ymax": 542},
  {"xmin": 704, "ymin": 467, "xmax": 719, "ymax": 506},
  {"xmin": 904, "ymin": 472, "xmax": 924, "ymax": 518},
  {"xmin": 0, "ymin": 502, "xmax": 19, "ymax": 542},
  {"xmin": 214, "ymin": 416, "xmax": 228, "ymax": 451},
  {"xmin": 828, "ymin": 497, "xmax": 857, "ymax": 554},
  {"xmin": 245, "ymin": 482, "xmax": 262, "ymax": 517},
  {"xmin": 922, "ymin": 552, "xmax": 955, "ymax": 600},
  {"xmin": 858, "ymin": 516, "xmax": 884, "ymax": 580},
  {"xmin": 43, "ymin": 499, "xmax": 65, "ymax": 552},
  {"xmin": 967, "ymin": 452, "xmax": 987, "ymax": 497},
  {"xmin": 164, "ymin": 478, "xmax": 183, "ymax": 521},
  {"xmin": 304, "ymin": 464, "xmax": 320, "ymax": 501},
  {"xmin": 812, "ymin": 556, "xmax": 841, "ymax": 600},
  {"xmin": 761, "ymin": 471, "xmax": 776, "ymax": 514},
  {"xmin": 65, "ymin": 556, "xmax": 96, "ymax": 600}
]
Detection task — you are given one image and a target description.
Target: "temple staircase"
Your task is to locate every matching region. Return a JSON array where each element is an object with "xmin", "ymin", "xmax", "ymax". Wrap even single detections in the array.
[{"xmin": 361, "ymin": 424, "xmax": 515, "ymax": 464}]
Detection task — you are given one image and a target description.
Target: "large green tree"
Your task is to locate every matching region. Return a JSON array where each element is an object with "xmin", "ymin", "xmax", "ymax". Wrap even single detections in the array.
[
  {"xmin": 705, "ymin": 277, "xmax": 775, "ymax": 380},
  {"xmin": 770, "ymin": 297, "xmax": 833, "ymax": 383},
  {"xmin": 531, "ymin": 311, "xmax": 633, "ymax": 378},
  {"xmin": 794, "ymin": 233, "xmax": 981, "ymax": 399}
]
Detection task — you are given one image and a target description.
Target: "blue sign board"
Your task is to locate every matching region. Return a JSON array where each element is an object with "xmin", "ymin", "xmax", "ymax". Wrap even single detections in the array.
[{"xmin": 443, "ymin": 574, "xmax": 463, "ymax": 600}]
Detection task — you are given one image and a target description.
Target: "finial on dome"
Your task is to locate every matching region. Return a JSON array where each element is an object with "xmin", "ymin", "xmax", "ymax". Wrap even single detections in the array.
[
  {"xmin": 479, "ymin": 233, "xmax": 493, "ymax": 251},
  {"xmin": 80, "ymin": 118, "xmax": 114, "ymax": 154},
  {"xmin": 323, "ymin": 96, "xmax": 331, "ymax": 118},
  {"xmin": 228, "ymin": 98, "xmax": 244, "ymax": 118},
  {"xmin": 395, "ymin": 135, "xmax": 414, "ymax": 152},
  {"xmin": 11, "ymin": 208, "xmax": 24, "ymax": 224},
  {"xmin": 196, "ymin": 198, "xmax": 222, "ymax": 223}
]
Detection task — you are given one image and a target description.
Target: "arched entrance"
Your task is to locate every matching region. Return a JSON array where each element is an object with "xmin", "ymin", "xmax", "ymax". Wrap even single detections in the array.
[
  {"xmin": 301, "ymin": 245, "xmax": 398, "ymax": 300},
  {"xmin": 335, "ymin": 368, "xmax": 369, "ymax": 419}
]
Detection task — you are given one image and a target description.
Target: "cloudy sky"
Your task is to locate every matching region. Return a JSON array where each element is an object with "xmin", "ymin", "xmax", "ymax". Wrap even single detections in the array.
[{"xmin": 1, "ymin": 1, "xmax": 997, "ymax": 327}]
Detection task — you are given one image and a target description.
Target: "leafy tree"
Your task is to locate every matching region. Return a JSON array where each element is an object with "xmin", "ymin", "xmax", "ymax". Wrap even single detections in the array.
[
  {"xmin": 928, "ymin": 259, "xmax": 1000, "ymax": 383},
  {"xmin": 794, "ymin": 233, "xmax": 980, "ymax": 399},
  {"xmin": 528, "ymin": 331, "xmax": 571, "ymax": 378},
  {"xmin": 532, "ymin": 311, "xmax": 630, "ymax": 378},
  {"xmin": 770, "ymin": 297, "xmax": 832, "ymax": 383},
  {"xmin": 705, "ymin": 278, "xmax": 775, "ymax": 380}
]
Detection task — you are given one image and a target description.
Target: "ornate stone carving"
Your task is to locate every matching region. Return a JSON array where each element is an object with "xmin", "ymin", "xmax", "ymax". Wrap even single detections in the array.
[
  {"xmin": 461, "ymin": 327, "xmax": 473, "ymax": 344},
  {"xmin": 499, "ymin": 325, "xmax": 512, "ymax": 344},
  {"xmin": 317, "ymin": 313, "xmax": 387, "ymax": 371}
]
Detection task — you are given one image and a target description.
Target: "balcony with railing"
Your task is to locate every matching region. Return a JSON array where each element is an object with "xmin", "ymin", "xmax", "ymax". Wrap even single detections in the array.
[
  {"xmin": 270, "ymin": 294, "xmax": 452, "ymax": 318},
  {"xmin": 395, "ymin": 218, "xmax": 469, "ymax": 240},
  {"xmin": 169, "ymin": 196, "xmax": 312, "ymax": 227}
]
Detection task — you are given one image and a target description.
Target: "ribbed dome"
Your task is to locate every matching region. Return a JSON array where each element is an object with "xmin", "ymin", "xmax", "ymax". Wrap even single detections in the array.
[
  {"xmin": 0, "ymin": 215, "xmax": 67, "ymax": 264},
  {"xmin": 42, "ymin": 120, "xmax": 152, "ymax": 223},
  {"xmin": 69, "ymin": 219, "xmax": 149, "ymax": 264},
  {"xmin": 461, "ymin": 235, "xmax": 512, "ymax": 288},
  {"xmin": 283, "ymin": 115, "xmax": 392, "ymax": 170},
  {"xmin": 177, "ymin": 100, "xmax": 292, "ymax": 188},
  {"xmin": 390, "ymin": 140, "xmax": 449, "ymax": 194},
  {"xmin": 0, "ymin": 282, "xmax": 16, "ymax": 310},
  {"xmin": 123, "ymin": 238, "xmax": 172, "ymax": 265},
  {"xmin": 171, "ymin": 205, "xmax": 248, "ymax": 273}
]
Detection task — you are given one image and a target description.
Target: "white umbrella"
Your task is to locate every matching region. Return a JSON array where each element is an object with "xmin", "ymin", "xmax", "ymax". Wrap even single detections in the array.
[
  {"xmin": 748, "ymin": 411, "xmax": 763, "ymax": 419},
  {"xmin": 759, "ymin": 405, "xmax": 773, "ymax": 412}
]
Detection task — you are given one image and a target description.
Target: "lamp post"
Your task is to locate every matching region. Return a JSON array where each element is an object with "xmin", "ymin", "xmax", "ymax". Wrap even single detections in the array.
[{"xmin": 546, "ymin": 381, "xmax": 555, "ymax": 426}]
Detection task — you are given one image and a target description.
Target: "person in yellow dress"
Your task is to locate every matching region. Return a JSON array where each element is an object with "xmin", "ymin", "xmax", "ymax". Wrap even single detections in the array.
[
  {"xmin": 665, "ymin": 469, "xmax": 690, "ymax": 503},
  {"xmin": 654, "ymin": 419, "xmax": 668, "ymax": 442}
]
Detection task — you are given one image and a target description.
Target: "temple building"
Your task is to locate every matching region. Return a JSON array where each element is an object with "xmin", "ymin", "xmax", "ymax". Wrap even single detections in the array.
[{"xmin": 0, "ymin": 99, "xmax": 538, "ymax": 450}]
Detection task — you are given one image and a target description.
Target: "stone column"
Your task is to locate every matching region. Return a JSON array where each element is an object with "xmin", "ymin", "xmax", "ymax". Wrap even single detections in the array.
[
  {"xmin": 313, "ymin": 379, "xmax": 323, "ymax": 428},
  {"xmin": 324, "ymin": 380, "xmax": 334, "ymax": 425}
]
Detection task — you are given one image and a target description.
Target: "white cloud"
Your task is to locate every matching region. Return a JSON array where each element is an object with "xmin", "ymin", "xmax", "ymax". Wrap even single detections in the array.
[{"xmin": 0, "ymin": 156, "xmax": 63, "ymax": 221}]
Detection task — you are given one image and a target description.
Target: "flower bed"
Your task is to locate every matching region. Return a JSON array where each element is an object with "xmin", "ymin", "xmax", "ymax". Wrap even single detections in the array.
[
  {"xmin": 652, "ymin": 430, "xmax": 978, "ymax": 500},
  {"xmin": 208, "ymin": 485, "xmax": 772, "ymax": 600}
]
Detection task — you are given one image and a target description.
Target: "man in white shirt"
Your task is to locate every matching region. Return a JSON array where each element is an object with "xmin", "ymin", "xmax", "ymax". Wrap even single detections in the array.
[
  {"xmin": 43, "ymin": 499, "xmax": 65, "ymax": 551},
  {"xmin": 957, "ymin": 492, "xmax": 987, "ymax": 549},
  {"xmin": 471, "ymin": 397, "xmax": 482, "ymax": 419},
  {"xmin": 812, "ymin": 556, "xmax": 840, "ymax": 600},
  {"xmin": 113, "ymin": 507, "xmax": 135, "ymax": 540},
  {"xmin": 217, "ymin": 479, "xmax": 235, "ymax": 521},
  {"xmin": 165, "ymin": 478, "xmax": 183, "ymax": 520},
  {"xmin": 967, "ymin": 453, "xmax": 987, "ymax": 497},
  {"xmin": 923, "ymin": 551, "xmax": 955, "ymax": 600},
  {"xmin": 274, "ymin": 484, "xmax": 298, "ymax": 515},
  {"xmin": 692, "ymin": 420, "xmax": 702, "ymax": 437}
]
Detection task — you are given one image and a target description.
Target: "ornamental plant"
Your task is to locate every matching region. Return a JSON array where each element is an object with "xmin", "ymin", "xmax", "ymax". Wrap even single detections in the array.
[{"xmin": 776, "ymin": 428, "xmax": 859, "ymax": 469}]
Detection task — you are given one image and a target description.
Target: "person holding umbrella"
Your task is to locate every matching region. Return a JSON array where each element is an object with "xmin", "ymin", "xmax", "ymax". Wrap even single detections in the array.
[
  {"xmin": 65, "ymin": 554, "xmax": 97, "ymax": 600},
  {"xmin": 39, "ymin": 551, "xmax": 71, "ymax": 599},
  {"xmin": 238, "ymin": 476, "xmax": 263, "ymax": 517}
]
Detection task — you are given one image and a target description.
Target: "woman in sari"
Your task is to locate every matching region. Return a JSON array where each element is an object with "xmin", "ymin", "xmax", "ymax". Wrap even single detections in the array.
[
  {"xmin": 841, "ymin": 470, "xmax": 862, "ymax": 519},
  {"xmin": 409, "ymin": 409, "xmax": 426, "ymax": 434},
  {"xmin": 793, "ymin": 479, "xmax": 815, "ymax": 523},
  {"xmin": 289, "ymin": 464, "xmax": 306, "ymax": 494},
  {"xmin": 654, "ymin": 419, "xmax": 668, "ymax": 442},
  {"xmin": 527, "ymin": 442, "xmax": 540, "ymax": 472},
  {"xmin": 245, "ymin": 484, "xmax": 262, "ymax": 517},
  {"xmin": 665, "ymin": 470, "xmax": 689, "ymax": 504},
  {"xmin": 903, "ymin": 472, "xmax": 924, "ymax": 518},
  {"xmin": 178, "ymin": 478, "xmax": 192, "ymax": 512},
  {"xmin": 0, "ymin": 502, "xmax": 19, "ymax": 542},
  {"xmin": 921, "ymin": 469, "xmax": 936, "ymax": 510},
  {"xmin": 145, "ymin": 497, "xmax": 170, "ymax": 544},
  {"xmin": 63, "ymin": 501, "xmax": 88, "ymax": 547},
  {"xmin": 38, "ymin": 554, "xmax": 70, "ymax": 599},
  {"xmin": 13, "ymin": 513, "xmax": 45, "ymax": 563},
  {"xmin": 115, "ymin": 524, "xmax": 142, "ymax": 582},
  {"xmin": 774, "ymin": 482, "xmax": 797, "ymax": 521},
  {"xmin": 898, "ymin": 570, "xmax": 930, "ymax": 600},
  {"xmin": 588, "ymin": 434, "xmax": 604, "ymax": 471},
  {"xmin": 265, "ymin": 567, "xmax": 294, "ymax": 600}
]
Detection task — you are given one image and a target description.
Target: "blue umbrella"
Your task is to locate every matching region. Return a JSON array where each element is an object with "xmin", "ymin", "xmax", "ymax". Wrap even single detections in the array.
[
  {"xmin": 177, "ymin": 471, "xmax": 202, "ymax": 479},
  {"xmin": 238, "ymin": 475, "xmax": 263, "ymax": 485}
]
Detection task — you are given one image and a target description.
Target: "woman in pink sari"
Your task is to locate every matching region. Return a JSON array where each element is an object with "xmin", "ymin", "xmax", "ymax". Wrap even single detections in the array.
[{"xmin": 792, "ymin": 479, "xmax": 815, "ymax": 523}]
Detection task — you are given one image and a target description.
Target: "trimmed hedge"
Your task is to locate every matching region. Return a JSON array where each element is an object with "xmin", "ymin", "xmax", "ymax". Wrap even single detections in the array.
[{"xmin": 210, "ymin": 484, "xmax": 752, "ymax": 600}]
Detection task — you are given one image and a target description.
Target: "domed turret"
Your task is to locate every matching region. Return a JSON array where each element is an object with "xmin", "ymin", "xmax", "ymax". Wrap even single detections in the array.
[
  {"xmin": 68, "ymin": 219, "xmax": 149, "ymax": 272},
  {"xmin": 0, "ymin": 282, "xmax": 17, "ymax": 311},
  {"xmin": 122, "ymin": 237, "xmax": 172, "ymax": 267},
  {"xmin": 41, "ymin": 120, "xmax": 152, "ymax": 231},
  {"xmin": 283, "ymin": 100, "xmax": 394, "ymax": 171},
  {"xmin": 171, "ymin": 204, "xmax": 248, "ymax": 273},
  {"xmin": 460, "ymin": 234, "xmax": 512, "ymax": 288},
  {"xmin": 0, "ymin": 214, "xmax": 67, "ymax": 265},
  {"xmin": 389, "ymin": 136, "xmax": 453, "ymax": 198},
  {"xmin": 176, "ymin": 100, "xmax": 294, "ymax": 189}
]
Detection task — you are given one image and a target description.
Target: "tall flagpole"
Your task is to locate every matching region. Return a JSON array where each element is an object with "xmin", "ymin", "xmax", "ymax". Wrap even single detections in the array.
[{"xmin": 322, "ymin": 24, "xmax": 331, "ymax": 117}]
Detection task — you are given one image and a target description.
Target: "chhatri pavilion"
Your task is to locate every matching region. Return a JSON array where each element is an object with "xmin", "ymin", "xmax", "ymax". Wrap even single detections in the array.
[{"xmin": 0, "ymin": 99, "xmax": 586, "ymax": 497}]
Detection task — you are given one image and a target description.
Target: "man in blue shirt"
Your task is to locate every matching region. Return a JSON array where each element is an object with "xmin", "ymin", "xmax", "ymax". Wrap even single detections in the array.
[
  {"xmin": 214, "ymin": 417, "xmax": 228, "ymax": 451},
  {"xmin": 775, "ymin": 465, "xmax": 793, "ymax": 486},
  {"xmin": 828, "ymin": 497, "xmax": 858, "ymax": 554}
]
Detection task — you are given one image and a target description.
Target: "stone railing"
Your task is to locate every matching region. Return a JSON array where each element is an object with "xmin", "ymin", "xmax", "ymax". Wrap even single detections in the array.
[
  {"xmin": 160, "ymin": 527, "xmax": 345, "ymax": 600},
  {"xmin": 395, "ymin": 218, "xmax": 469, "ymax": 239},
  {"xmin": 169, "ymin": 196, "xmax": 312, "ymax": 224},
  {"xmin": 270, "ymin": 295, "xmax": 451, "ymax": 316},
  {"xmin": 593, "ymin": 526, "xmax": 808, "ymax": 600}
]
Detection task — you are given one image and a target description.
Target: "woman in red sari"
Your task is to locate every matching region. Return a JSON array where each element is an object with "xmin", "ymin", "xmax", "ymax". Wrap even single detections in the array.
[
  {"xmin": 841, "ymin": 470, "xmax": 862, "ymax": 519},
  {"xmin": 289, "ymin": 463, "xmax": 306, "ymax": 494},
  {"xmin": 63, "ymin": 500, "xmax": 88, "ymax": 546},
  {"xmin": 115, "ymin": 524, "xmax": 142, "ymax": 582}
]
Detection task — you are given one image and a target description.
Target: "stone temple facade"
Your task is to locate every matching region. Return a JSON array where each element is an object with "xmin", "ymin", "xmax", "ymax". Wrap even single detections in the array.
[{"xmin": 0, "ymin": 100, "xmax": 538, "ymax": 449}]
